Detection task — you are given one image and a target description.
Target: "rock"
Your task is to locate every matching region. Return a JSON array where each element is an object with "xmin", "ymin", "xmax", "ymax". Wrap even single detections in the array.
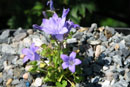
[
  {"xmin": 6, "ymin": 78, "xmax": 12, "ymax": 86},
  {"xmin": 118, "ymin": 40, "xmax": 126, "ymax": 50},
  {"xmin": 87, "ymin": 47, "xmax": 94, "ymax": 57},
  {"xmin": 105, "ymin": 71, "xmax": 113, "ymax": 81},
  {"xmin": 88, "ymin": 23, "xmax": 97, "ymax": 33},
  {"xmin": 23, "ymin": 73, "xmax": 29, "ymax": 80},
  {"xmin": 113, "ymin": 55, "xmax": 123, "ymax": 66},
  {"xmin": 32, "ymin": 38, "xmax": 43, "ymax": 47},
  {"xmin": 87, "ymin": 40, "xmax": 101, "ymax": 45},
  {"xmin": 103, "ymin": 66, "xmax": 109, "ymax": 71},
  {"xmin": 121, "ymin": 48, "xmax": 130, "ymax": 59},
  {"xmin": 16, "ymin": 59, "xmax": 23, "ymax": 66},
  {"xmin": 95, "ymin": 45, "xmax": 102, "ymax": 58},
  {"xmin": 102, "ymin": 80, "xmax": 110, "ymax": 87},
  {"xmin": 67, "ymin": 38, "xmax": 77, "ymax": 44},
  {"xmin": 12, "ymin": 79, "xmax": 20, "ymax": 85},
  {"xmin": 114, "ymin": 44, "xmax": 119, "ymax": 51},
  {"xmin": 99, "ymin": 32, "xmax": 107, "ymax": 41},
  {"xmin": 105, "ymin": 26, "xmax": 115, "ymax": 35},
  {"xmin": 112, "ymin": 79, "xmax": 128, "ymax": 87},
  {"xmin": 23, "ymin": 37, "xmax": 32, "ymax": 47},
  {"xmin": 13, "ymin": 27, "xmax": 25, "ymax": 36},
  {"xmin": 27, "ymin": 29, "xmax": 33, "ymax": 35},
  {"xmin": 124, "ymin": 71, "xmax": 130, "ymax": 82},
  {"xmin": 13, "ymin": 68, "xmax": 23, "ymax": 78},
  {"xmin": 0, "ymin": 30, "xmax": 10, "ymax": 44},
  {"xmin": 1, "ymin": 44, "xmax": 16, "ymax": 54},
  {"xmin": 33, "ymin": 78, "xmax": 42, "ymax": 87},
  {"xmin": 72, "ymin": 32, "xmax": 83, "ymax": 40},
  {"xmin": 91, "ymin": 76, "xmax": 99, "ymax": 83},
  {"xmin": 14, "ymin": 33, "xmax": 27, "ymax": 42},
  {"xmin": 20, "ymin": 54, "xmax": 25, "ymax": 59}
]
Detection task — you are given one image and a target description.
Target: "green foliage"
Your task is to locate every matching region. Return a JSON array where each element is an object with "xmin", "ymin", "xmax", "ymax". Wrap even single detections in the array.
[
  {"xmin": 56, "ymin": 80, "xmax": 67, "ymax": 87},
  {"xmin": 100, "ymin": 18, "xmax": 128, "ymax": 27}
]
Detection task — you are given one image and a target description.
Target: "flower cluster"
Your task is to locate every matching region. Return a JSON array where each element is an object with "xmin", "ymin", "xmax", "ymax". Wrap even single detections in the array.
[{"xmin": 33, "ymin": 8, "xmax": 79, "ymax": 41}]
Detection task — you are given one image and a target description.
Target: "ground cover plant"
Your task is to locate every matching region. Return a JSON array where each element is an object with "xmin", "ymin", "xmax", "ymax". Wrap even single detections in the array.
[{"xmin": 22, "ymin": 1, "xmax": 83, "ymax": 87}]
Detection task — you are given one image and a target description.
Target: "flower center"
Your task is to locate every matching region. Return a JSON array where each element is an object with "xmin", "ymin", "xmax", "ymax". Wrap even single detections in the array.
[{"xmin": 69, "ymin": 60, "xmax": 74, "ymax": 66}]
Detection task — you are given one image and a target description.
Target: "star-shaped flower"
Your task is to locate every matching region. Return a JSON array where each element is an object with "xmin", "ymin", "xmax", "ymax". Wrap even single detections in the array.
[
  {"xmin": 22, "ymin": 43, "xmax": 40, "ymax": 63},
  {"xmin": 61, "ymin": 52, "xmax": 82, "ymax": 73}
]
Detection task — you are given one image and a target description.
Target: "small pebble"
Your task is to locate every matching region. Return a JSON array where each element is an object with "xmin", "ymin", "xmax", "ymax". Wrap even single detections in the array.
[
  {"xmin": 23, "ymin": 73, "xmax": 29, "ymax": 80},
  {"xmin": 6, "ymin": 78, "xmax": 12, "ymax": 86}
]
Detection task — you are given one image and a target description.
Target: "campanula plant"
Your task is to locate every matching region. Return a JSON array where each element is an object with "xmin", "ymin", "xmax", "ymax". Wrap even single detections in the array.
[{"xmin": 22, "ymin": 0, "xmax": 83, "ymax": 87}]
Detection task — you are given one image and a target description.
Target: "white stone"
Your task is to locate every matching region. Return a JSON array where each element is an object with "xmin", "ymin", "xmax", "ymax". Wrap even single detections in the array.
[
  {"xmin": 33, "ymin": 78, "xmax": 42, "ymax": 87},
  {"xmin": 102, "ymin": 80, "xmax": 110, "ymax": 87},
  {"xmin": 33, "ymin": 38, "xmax": 43, "ymax": 47}
]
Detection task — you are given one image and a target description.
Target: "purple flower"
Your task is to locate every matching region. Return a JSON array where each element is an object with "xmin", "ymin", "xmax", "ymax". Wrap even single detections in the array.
[
  {"xmin": 61, "ymin": 52, "xmax": 82, "ymax": 73},
  {"xmin": 22, "ymin": 43, "xmax": 40, "ymax": 63},
  {"xmin": 33, "ymin": 8, "xmax": 79, "ymax": 41},
  {"xmin": 47, "ymin": 0, "xmax": 55, "ymax": 11},
  {"xmin": 66, "ymin": 20, "xmax": 80, "ymax": 32}
]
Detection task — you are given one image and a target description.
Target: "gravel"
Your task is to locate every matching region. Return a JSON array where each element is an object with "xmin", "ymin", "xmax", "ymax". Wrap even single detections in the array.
[{"xmin": 0, "ymin": 25, "xmax": 129, "ymax": 87}]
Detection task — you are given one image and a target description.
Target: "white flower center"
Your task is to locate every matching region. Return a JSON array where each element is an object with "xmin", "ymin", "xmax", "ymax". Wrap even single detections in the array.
[{"xmin": 69, "ymin": 60, "xmax": 74, "ymax": 66}]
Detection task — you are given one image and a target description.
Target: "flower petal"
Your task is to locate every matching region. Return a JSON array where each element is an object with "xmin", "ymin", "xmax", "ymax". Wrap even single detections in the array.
[
  {"xmin": 33, "ymin": 24, "xmax": 42, "ymax": 30},
  {"xmin": 69, "ymin": 65, "xmax": 75, "ymax": 73},
  {"xmin": 74, "ymin": 59, "xmax": 82, "ymax": 65},
  {"xmin": 62, "ymin": 62, "xmax": 69, "ymax": 69},
  {"xmin": 22, "ymin": 48, "xmax": 31, "ymax": 55},
  {"xmin": 61, "ymin": 54, "xmax": 69, "ymax": 62},
  {"xmin": 23, "ymin": 56, "xmax": 29, "ymax": 63},
  {"xmin": 34, "ymin": 52, "xmax": 40, "ymax": 61},
  {"xmin": 59, "ymin": 27, "xmax": 68, "ymax": 34},
  {"xmin": 55, "ymin": 34, "xmax": 64, "ymax": 41},
  {"xmin": 62, "ymin": 8, "xmax": 70, "ymax": 18},
  {"xmin": 30, "ymin": 43, "xmax": 39, "ymax": 52},
  {"xmin": 69, "ymin": 52, "xmax": 76, "ymax": 59}
]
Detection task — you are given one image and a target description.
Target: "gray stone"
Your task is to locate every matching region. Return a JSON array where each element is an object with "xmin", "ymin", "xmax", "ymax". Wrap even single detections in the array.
[
  {"xmin": 72, "ymin": 32, "xmax": 83, "ymax": 40},
  {"xmin": 112, "ymin": 79, "xmax": 128, "ymax": 87},
  {"xmin": 124, "ymin": 56, "xmax": 130, "ymax": 65},
  {"xmin": 27, "ymin": 29, "xmax": 33, "ymax": 35},
  {"xmin": 113, "ymin": 55, "xmax": 123, "ymax": 66},
  {"xmin": 87, "ymin": 47, "xmax": 94, "ymax": 57},
  {"xmin": 121, "ymin": 48, "xmax": 130, "ymax": 59},
  {"xmin": 0, "ymin": 78, "xmax": 3, "ymax": 84},
  {"xmin": 102, "ymin": 80, "xmax": 110, "ymax": 87},
  {"xmin": 13, "ymin": 27, "xmax": 25, "ymax": 36},
  {"xmin": 87, "ymin": 40, "xmax": 101, "ymax": 45},
  {"xmin": 91, "ymin": 76, "xmax": 99, "ymax": 83},
  {"xmin": 104, "ymin": 57, "xmax": 112, "ymax": 65},
  {"xmin": 12, "ymin": 56, "xmax": 18, "ymax": 65},
  {"xmin": 99, "ymin": 32, "xmax": 107, "ymax": 41},
  {"xmin": 70, "ymin": 28, "xmax": 76, "ymax": 33},
  {"xmin": 88, "ymin": 23, "xmax": 97, "ymax": 33},
  {"xmin": 105, "ymin": 26, "xmax": 115, "ymax": 35},
  {"xmin": 0, "ymin": 30, "xmax": 10, "ymax": 44},
  {"xmin": 12, "ymin": 79, "xmax": 20, "ymax": 85},
  {"xmin": 67, "ymin": 38, "xmax": 77, "ymax": 44},
  {"xmin": 14, "ymin": 33, "xmax": 27, "ymax": 41},
  {"xmin": 1, "ymin": 44, "xmax": 16, "ymax": 54},
  {"xmin": 7, "ymin": 69, "xmax": 13, "ymax": 77},
  {"xmin": 125, "ymin": 71, "xmax": 130, "ymax": 82},
  {"xmin": 118, "ymin": 40, "xmax": 126, "ymax": 50}
]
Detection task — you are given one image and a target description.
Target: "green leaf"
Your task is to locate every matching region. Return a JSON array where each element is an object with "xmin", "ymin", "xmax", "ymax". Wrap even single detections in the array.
[{"xmin": 29, "ymin": 61, "xmax": 37, "ymax": 65}]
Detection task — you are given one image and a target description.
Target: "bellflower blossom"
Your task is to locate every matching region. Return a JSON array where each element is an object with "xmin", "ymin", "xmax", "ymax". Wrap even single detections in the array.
[
  {"xmin": 61, "ymin": 52, "xmax": 82, "ymax": 73},
  {"xmin": 22, "ymin": 43, "xmax": 40, "ymax": 63},
  {"xmin": 33, "ymin": 8, "xmax": 79, "ymax": 41}
]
